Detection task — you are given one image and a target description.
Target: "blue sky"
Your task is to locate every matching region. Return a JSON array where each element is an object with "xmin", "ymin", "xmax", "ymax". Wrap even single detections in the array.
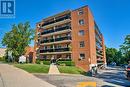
[{"xmin": 0, "ymin": 0, "xmax": 130, "ymax": 49}]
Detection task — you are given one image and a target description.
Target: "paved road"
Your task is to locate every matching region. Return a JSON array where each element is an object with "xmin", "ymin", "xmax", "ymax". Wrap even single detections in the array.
[
  {"xmin": 34, "ymin": 67, "xmax": 130, "ymax": 87},
  {"xmin": 34, "ymin": 74, "xmax": 124, "ymax": 87},
  {"xmin": 0, "ymin": 63, "xmax": 56, "ymax": 87},
  {"xmin": 97, "ymin": 67, "xmax": 130, "ymax": 87}
]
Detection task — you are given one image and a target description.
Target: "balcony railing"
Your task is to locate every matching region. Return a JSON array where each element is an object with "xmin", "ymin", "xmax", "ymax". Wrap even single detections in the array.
[
  {"xmin": 55, "ymin": 26, "xmax": 71, "ymax": 32},
  {"xmin": 55, "ymin": 48, "xmax": 69, "ymax": 52},
  {"xmin": 55, "ymin": 15, "xmax": 70, "ymax": 22},
  {"xmin": 41, "ymin": 25, "xmax": 71, "ymax": 35},
  {"xmin": 96, "ymin": 53, "xmax": 103, "ymax": 57},
  {"xmin": 40, "ymin": 47, "xmax": 70, "ymax": 53},
  {"xmin": 97, "ymin": 60, "xmax": 104, "ymax": 63},
  {"xmin": 96, "ymin": 36, "xmax": 102, "ymax": 45},
  {"xmin": 55, "ymin": 36, "xmax": 71, "ymax": 42},
  {"xmin": 40, "ymin": 36, "xmax": 71, "ymax": 44},
  {"xmin": 96, "ymin": 51, "xmax": 103, "ymax": 56},
  {"xmin": 43, "ymin": 21, "xmax": 55, "ymax": 26},
  {"xmin": 41, "ymin": 39, "xmax": 54, "ymax": 43},
  {"xmin": 42, "ymin": 15, "xmax": 71, "ymax": 26},
  {"xmin": 96, "ymin": 42, "xmax": 102, "ymax": 49},
  {"xmin": 41, "ymin": 29, "xmax": 54, "ymax": 35}
]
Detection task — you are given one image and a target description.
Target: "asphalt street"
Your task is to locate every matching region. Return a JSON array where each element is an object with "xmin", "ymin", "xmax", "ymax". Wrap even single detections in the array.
[{"xmin": 34, "ymin": 67, "xmax": 130, "ymax": 87}]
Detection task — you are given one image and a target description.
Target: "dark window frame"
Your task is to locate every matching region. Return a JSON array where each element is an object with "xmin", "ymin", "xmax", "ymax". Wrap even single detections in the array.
[
  {"xmin": 79, "ymin": 19, "xmax": 84, "ymax": 25},
  {"xmin": 78, "ymin": 30, "xmax": 85, "ymax": 36},
  {"xmin": 80, "ymin": 41, "xmax": 85, "ymax": 48},
  {"xmin": 79, "ymin": 53, "xmax": 85, "ymax": 60}
]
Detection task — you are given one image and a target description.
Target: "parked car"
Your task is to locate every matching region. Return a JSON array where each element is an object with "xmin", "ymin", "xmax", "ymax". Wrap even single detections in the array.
[
  {"xmin": 120, "ymin": 64, "xmax": 128, "ymax": 70},
  {"xmin": 126, "ymin": 65, "xmax": 130, "ymax": 80}
]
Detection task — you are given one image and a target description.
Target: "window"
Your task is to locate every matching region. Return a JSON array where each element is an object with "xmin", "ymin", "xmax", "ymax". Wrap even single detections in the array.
[
  {"xmin": 79, "ymin": 53, "xmax": 85, "ymax": 60},
  {"xmin": 80, "ymin": 41, "xmax": 85, "ymax": 47},
  {"xmin": 79, "ymin": 19, "xmax": 84, "ymax": 25},
  {"xmin": 78, "ymin": 10, "xmax": 83, "ymax": 15},
  {"xmin": 78, "ymin": 30, "xmax": 84, "ymax": 36}
]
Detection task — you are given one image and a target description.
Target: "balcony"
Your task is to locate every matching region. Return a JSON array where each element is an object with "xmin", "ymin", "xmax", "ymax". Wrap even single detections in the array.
[
  {"xmin": 41, "ymin": 36, "xmax": 71, "ymax": 44},
  {"xmin": 55, "ymin": 47, "xmax": 69, "ymax": 52},
  {"xmin": 96, "ymin": 42, "xmax": 102, "ymax": 49},
  {"xmin": 97, "ymin": 58, "xmax": 104, "ymax": 65},
  {"xmin": 55, "ymin": 26, "xmax": 71, "ymax": 32},
  {"xmin": 97, "ymin": 59, "xmax": 104, "ymax": 62},
  {"xmin": 41, "ymin": 39, "xmax": 54, "ymax": 43},
  {"xmin": 55, "ymin": 36, "xmax": 71, "ymax": 42},
  {"xmin": 55, "ymin": 15, "xmax": 70, "ymax": 22},
  {"xmin": 96, "ymin": 45, "xmax": 103, "ymax": 51},
  {"xmin": 40, "ymin": 47, "xmax": 70, "ymax": 53},
  {"xmin": 41, "ymin": 25, "xmax": 71, "ymax": 35},
  {"xmin": 40, "ymin": 49, "xmax": 53, "ymax": 53},
  {"xmin": 41, "ymin": 29, "xmax": 54, "ymax": 35},
  {"xmin": 96, "ymin": 35, "xmax": 102, "ymax": 44},
  {"xmin": 96, "ymin": 51, "xmax": 103, "ymax": 56},
  {"xmin": 96, "ymin": 53, "xmax": 103, "ymax": 57},
  {"xmin": 94, "ymin": 22, "xmax": 102, "ymax": 36},
  {"xmin": 42, "ymin": 15, "xmax": 71, "ymax": 27},
  {"xmin": 43, "ymin": 21, "xmax": 55, "ymax": 26}
]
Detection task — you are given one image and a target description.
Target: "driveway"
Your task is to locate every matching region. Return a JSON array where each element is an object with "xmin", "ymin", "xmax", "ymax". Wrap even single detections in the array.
[{"xmin": 0, "ymin": 63, "xmax": 56, "ymax": 87}]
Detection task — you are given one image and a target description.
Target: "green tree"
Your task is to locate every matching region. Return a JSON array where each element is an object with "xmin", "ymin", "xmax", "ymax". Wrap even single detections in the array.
[
  {"xmin": 115, "ymin": 50, "xmax": 123, "ymax": 64},
  {"xmin": 106, "ymin": 47, "xmax": 122, "ymax": 65},
  {"xmin": 106, "ymin": 47, "xmax": 117, "ymax": 64},
  {"xmin": 120, "ymin": 34, "xmax": 130, "ymax": 64},
  {"xmin": 2, "ymin": 22, "xmax": 34, "ymax": 62}
]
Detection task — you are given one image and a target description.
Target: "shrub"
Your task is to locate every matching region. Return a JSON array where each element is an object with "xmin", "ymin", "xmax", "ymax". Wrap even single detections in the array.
[
  {"xmin": 59, "ymin": 63, "xmax": 66, "ymax": 66},
  {"xmin": 43, "ymin": 61, "xmax": 50, "ymax": 65},
  {"xmin": 0, "ymin": 56, "xmax": 5, "ymax": 61},
  {"xmin": 57, "ymin": 61, "xmax": 75, "ymax": 66},
  {"xmin": 58, "ymin": 59, "xmax": 71, "ymax": 61},
  {"xmin": 36, "ymin": 59, "xmax": 41, "ymax": 64}
]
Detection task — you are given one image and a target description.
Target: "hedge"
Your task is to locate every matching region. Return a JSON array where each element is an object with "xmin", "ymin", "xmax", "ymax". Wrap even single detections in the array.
[
  {"xmin": 43, "ymin": 61, "xmax": 50, "ymax": 65},
  {"xmin": 36, "ymin": 59, "xmax": 75, "ymax": 66},
  {"xmin": 58, "ymin": 59, "xmax": 71, "ymax": 61},
  {"xmin": 57, "ymin": 61, "xmax": 75, "ymax": 66},
  {"xmin": 36, "ymin": 59, "xmax": 41, "ymax": 64}
]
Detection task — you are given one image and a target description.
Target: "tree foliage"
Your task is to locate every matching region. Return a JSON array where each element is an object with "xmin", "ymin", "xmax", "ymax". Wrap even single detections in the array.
[
  {"xmin": 2, "ymin": 22, "xmax": 35, "ymax": 62},
  {"xmin": 106, "ymin": 34, "xmax": 130, "ymax": 65},
  {"xmin": 106, "ymin": 47, "xmax": 122, "ymax": 65},
  {"xmin": 120, "ymin": 34, "xmax": 130, "ymax": 63}
]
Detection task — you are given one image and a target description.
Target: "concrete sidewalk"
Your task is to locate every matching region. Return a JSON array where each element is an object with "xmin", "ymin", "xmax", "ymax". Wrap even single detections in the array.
[
  {"xmin": 48, "ymin": 64, "xmax": 60, "ymax": 74},
  {"xmin": 0, "ymin": 64, "xmax": 56, "ymax": 87}
]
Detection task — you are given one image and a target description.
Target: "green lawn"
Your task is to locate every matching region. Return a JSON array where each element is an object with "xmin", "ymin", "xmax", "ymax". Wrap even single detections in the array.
[
  {"xmin": 14, "ymin": 64, "xmax": 86, "ymax": 75},
  {"xmin": 14, "ymin": 64, "xmax": 50, "ymax": 73},
  {"xmin": 58, "ymin": 66, "xmax": 86, "ymax": 74}
]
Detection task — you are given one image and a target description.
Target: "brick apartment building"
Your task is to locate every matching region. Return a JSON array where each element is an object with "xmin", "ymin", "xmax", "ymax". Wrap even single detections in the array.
[{"xmin": 34, "ymin": 6, "xmax": 106, "ymax": 71}]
